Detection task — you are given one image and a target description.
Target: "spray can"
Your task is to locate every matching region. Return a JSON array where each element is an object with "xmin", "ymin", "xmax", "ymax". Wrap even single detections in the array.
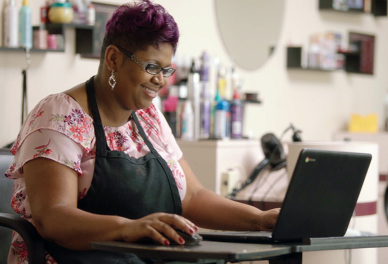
[
  {"xmin": 211, "ymin": 88, "xmax": 221, "ymax": 138},
  {"xmin": 200, "ymin": 83, "xmax": 211, "ymax": 139},
  {"xmin": 214, "ymin": 100, "xmax": 230, "ymax": 139},
  {"xmin": 199, "ymin": 51, "xmax": 211, "ymax": 138},
  {"xmin": 181, "ymin": 100, "xmax": 194, "ymax": 140},
  {"xmin": 230, "ymin": 89, "xmax": 242, "ymax": 138},
  {"xmin": 3, "ymin": 0, "xmax": 18, "ymax": 48},
  {"xmin": 19, "ymin": 0, "xmax": 32, "ymax": 49},
  {"xmin": 187, "ymin": 59, "xmax": 201, "ymax": 139}
]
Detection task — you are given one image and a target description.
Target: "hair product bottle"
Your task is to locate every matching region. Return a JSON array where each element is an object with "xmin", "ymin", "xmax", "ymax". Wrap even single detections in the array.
[
  {"xmin": 2, "ymin": 0, "xmax": 18, "ymax": 47},
  {"xmin": 211, "ymin": 88, "xmax": 221, "ymax": 138},
  {"xmin": 214, "ymin": 99, "xmax": 230, "ymax": 139},
  {"xmin": 187, "ymin": 59, "xmax": 200, "ymax": 139},
  {"xmin": 181, "ymin": 100, "xmax": 194, "ymax": 140},
  {"xmin": 230, "ymin": 89, "xmax": 242, "ymax": 139},
  {"xmin": 199, "ymin": 51, "xmax": 211, "ymax": 138},
  {"xmin": 19, "ymin": 0, "xmax": 32, "ymax": 49}
]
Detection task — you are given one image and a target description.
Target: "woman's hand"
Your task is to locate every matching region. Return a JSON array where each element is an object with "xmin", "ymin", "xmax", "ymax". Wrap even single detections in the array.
[
  {"xmin": 256, "ymin": 208, "xmax": 280, "ymax": 231},
  {"xmin": 120, "ymin": 213, "xmax": 198, "ymax": 245}
]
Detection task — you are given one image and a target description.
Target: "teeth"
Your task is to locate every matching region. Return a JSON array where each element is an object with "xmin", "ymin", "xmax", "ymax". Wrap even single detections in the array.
[{"xmin": 142, "ymin": 85, "xmax": 156, "ymax": 94}]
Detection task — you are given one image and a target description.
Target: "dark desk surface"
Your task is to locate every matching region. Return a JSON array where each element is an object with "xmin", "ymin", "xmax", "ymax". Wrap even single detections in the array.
[
  {"xmin": 295, "ymin": 235, "xmax": 388, "ymax": 252},
  {"xmin": 90, "ymin": 235, "xmax": 388, "ymax": 264},
  {"xmin": 90, "ymin": 240, "xmax": 292, "ymax": 262}
]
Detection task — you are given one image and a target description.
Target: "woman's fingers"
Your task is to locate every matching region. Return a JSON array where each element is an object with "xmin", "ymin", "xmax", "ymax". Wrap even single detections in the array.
[
  {"xmin": 121, "ymin": 213, "xmax": 198, "ymax": 245},
  {"xmin": 159, "ymin": 213, "xmax": 198, "ymax": 234}
]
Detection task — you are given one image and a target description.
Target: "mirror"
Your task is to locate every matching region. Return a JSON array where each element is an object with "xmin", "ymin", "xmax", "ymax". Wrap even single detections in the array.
[{"xmin": 214, "ymin": 0, "xmax": 285, "ymax": 71}]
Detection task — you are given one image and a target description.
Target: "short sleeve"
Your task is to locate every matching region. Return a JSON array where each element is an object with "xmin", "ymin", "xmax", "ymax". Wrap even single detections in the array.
[
  {"xmin": 6, "ymin": 129, "xmax": 85, "ymax": 179},
  {"xmin": 5, "ymin": 93, "xmax": 94, "ymax": 179}
]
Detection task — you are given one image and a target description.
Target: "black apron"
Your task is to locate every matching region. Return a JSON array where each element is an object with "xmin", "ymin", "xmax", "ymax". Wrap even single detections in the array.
[{"xmin": 43, "ymin": 76, "xmax": 182, "ymax": 263}]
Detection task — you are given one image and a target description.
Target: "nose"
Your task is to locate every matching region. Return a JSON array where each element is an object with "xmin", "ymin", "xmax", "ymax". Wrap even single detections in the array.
[{"xmin": 151, "ymin": 71, "xmax": 165, "ymax": 87}]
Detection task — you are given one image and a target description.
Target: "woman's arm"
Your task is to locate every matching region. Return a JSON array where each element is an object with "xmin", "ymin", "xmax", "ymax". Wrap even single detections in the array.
[
  {"xmin": 180, "ymin": 157, "xmax": 279, "ymax": 231},
  {"xmin": 24, "ymin": 158, "xmax": 197, "ymax": 250}
]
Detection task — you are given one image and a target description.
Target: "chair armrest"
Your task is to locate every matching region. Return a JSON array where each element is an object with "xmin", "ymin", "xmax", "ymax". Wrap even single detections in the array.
[{"xmin": 0, "ymin": 212, "xmax": 45, "ymax": 264}]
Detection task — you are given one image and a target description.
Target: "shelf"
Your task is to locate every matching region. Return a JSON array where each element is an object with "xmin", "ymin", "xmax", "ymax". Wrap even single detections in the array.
[
  {"xmin": 42, "ymin": 23, "xmax": 94, "ymax": 54},
  {"xmin": 0, "ymin": 47, "xmax": 64, "ymax": 52},
  {"xmin": 286, "ymin": 47, "xmax": 337, "ymax": 72},
  {"xmin": 319, "ymin": 0, "xmax": 387, "ymax": 16},
  {"xmin": 0, "ymin": 23, "xmax": 94, "ymax": 54},
  {"xmin": 372, "ymin": 0, "xmax": 388, "ymax": 16},
  {"xmin": 286, "ymin": 31, "xmax": 375, "ymax": 75},
  {"xmin": 287, "ymin": 66, "xmax": 337, "ymax": 72},
  {"xmin": 242, "ymin": 99, "xmax": 262, "ymax": 104}
]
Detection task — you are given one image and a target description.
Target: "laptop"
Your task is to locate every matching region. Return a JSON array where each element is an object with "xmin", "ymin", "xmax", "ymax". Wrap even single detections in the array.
[{"xmin": 200, "ymin": 148, "xmax": 372, "ymax": 244}]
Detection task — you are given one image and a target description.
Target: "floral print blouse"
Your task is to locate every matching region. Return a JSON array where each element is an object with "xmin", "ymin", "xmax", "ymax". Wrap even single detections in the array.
[{"xmin": 5, "ymin": 93, "xmax": 186, "ymax": 264}]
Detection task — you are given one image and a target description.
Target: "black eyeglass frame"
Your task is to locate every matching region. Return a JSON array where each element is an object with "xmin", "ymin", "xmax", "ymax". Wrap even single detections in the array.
[{"xmin": 115, "ymin": 45, "xmax": 176, "ymax": 77}]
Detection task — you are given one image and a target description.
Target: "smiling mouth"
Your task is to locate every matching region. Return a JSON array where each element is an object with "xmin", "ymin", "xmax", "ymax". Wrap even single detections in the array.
[{"xmin": 141, "ymin": 85, "xmax": 158, "ymax": 97}]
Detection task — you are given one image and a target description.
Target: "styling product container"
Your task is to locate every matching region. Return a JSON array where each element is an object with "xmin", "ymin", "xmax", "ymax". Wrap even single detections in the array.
[
  {"xmin": 230, "ymin": 90, "xmax": 242, "ymax": 138},
  {"xmin": 181, "ymin": 100, "xmax": 194, "ymax": 140},
  {"xmin": 48, "ymin": 1, "xmax": 74, "ymax": 23},
  {"xmin": 214, "ymin": 100, "xmax": 230, "ymax": 139},
  {"xmin": 19, "ymin": 0, "xmax": 32, "ymax": 49},
  {"xmin": 3, "ymin": 0, "xmax": 18, "ymax": 47}
]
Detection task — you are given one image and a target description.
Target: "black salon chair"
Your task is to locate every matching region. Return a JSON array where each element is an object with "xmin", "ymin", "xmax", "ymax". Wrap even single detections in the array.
[
  {"xmin": 0, "ymin": 148, "xmax": 45, "ymax": 264},
  {"xmin": 385, "ymin": 184, "xmax": 388, "ymax": 224}
]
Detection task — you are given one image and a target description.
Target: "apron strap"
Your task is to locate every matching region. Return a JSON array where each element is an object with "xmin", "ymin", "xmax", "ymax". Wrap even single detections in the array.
[
  {"xmin": 131, "ymin": 111, "xmax": 182, "ymax": 215},
  {"xmin": 130, "ymin": 112, "xmax": 161, "ymax": 157},
  {"xmin": 85, "ymin": 76, "xmax": 108, "ymax": 157}
]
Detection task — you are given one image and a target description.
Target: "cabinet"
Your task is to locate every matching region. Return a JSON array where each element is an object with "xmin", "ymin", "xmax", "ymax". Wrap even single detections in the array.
[
  {"xmin": 0, "ymin": 23, "xmax": 94, "ymax": 53},
  {"xmin": 177, "ymin": 139, "xmax": 263, "ymax": 195}
]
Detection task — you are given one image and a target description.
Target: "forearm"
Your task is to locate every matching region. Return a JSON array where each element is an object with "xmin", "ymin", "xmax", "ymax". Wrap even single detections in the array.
[
  {"xmin": 36, "ymin": 206, "xmax": 129, "ymax": 250},
  {"xmin": 182, "ymin": 188, "xmax": 262, "ymax": 231}
]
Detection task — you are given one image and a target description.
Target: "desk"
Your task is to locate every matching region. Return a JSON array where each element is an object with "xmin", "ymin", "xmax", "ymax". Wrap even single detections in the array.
[
  {"xmin": 90, "ymin": 236, "xmax": 388, "ymax": 264},
  {"xmin": 90, "ymin": 240, "xmax": 292, "ymax": 263}
]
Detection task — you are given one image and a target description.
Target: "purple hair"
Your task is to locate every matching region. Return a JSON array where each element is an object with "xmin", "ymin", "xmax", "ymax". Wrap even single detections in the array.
[{"xmin": 100, "ymin": 0, "xmax": 179, "ymax": 59}]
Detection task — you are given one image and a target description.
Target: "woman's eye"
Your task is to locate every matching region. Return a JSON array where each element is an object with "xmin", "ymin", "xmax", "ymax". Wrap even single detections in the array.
[{"xmin": 147, "ymin": 64, "xmax": 161, "ymax": 72}]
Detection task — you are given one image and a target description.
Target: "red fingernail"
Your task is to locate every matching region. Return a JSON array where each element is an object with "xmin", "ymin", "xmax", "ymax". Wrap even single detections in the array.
[
  {"xmin": 164, "ymin": 240, "xmax": 170, "ymax": 245},
  {"xmin": 189, "ymin": 228, "xmax": 194, "ymax": 234},
  {"xmin": 179, "ymin": 237, "xmax": 184, "ymax": 244},
  {"xmin": 194, "ymin": 226, "xmax": 199, "ymax": 231}
]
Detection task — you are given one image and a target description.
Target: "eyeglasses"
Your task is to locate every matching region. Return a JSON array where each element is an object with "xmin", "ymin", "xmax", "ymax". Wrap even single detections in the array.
[{"xmin": 115, "ymin": 45, "xmax": 176, "ymax": 77}]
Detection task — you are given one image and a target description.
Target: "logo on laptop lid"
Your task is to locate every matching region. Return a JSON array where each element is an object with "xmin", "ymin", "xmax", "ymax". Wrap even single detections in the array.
[{"xmin": 305, "ymin": 157, "xmax": 316, "ymax": 163}]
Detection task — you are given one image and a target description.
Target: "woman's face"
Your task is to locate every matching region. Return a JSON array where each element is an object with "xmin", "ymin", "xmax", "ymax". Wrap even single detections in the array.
[{"xmin": 114, "ymin": 42, "xmax": 174, "ymax": 111}]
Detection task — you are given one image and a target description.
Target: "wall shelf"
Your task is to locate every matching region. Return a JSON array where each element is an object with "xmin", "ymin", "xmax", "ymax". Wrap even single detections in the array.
[
  {"xmin": 0, "ymin": 23, "xmax": 94, "ymax": 54},
  {"xmin": 0, "ymin": 47, "xmax": 64, "ymax": 52},
  {"xmin": 286, "ymin": 32, "xmax": 375, "ymax": 75},
  {"xmin": 319, "ymin": 0, "xmax": 387, "ymax": 16},
  {"xmin": 286, "ymin": 47, "xmax": 337, "ymax": 72}
]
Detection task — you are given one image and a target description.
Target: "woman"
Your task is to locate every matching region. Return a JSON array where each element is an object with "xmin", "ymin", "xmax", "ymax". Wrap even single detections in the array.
[{"xmin": 5, "ymin": 1, "xmax": 279, "ymax": 263}]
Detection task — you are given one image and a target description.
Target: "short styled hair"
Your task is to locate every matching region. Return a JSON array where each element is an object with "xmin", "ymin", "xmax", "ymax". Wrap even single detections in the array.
[{"xmin": 100, "ymin": 0, "xmax": 179, "ymax": 60}]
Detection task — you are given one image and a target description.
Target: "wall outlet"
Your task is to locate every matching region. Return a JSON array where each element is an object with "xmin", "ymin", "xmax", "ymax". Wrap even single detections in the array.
[{"xmin": 221, "ymin": 168, "xmax": 240, "ymax": 196}]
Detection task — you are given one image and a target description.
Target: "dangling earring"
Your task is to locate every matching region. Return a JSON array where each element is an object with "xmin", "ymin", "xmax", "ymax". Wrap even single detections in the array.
[{"xmin": 109, "ymin": 69, "xmax": 116, "ymax": 90}]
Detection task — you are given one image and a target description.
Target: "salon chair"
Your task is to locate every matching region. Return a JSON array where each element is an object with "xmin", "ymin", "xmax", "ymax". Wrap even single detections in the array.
[
  {"xmin": 0, "ymin": 148, "xmax": 45, "ymax": 264},
  {"xmin": 385, "ymin": 184, "xmax": 388, "ymax": 224}
]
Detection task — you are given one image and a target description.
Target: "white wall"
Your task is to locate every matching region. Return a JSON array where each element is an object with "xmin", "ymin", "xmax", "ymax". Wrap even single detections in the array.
[{"xmin": 0, "ymin": 0, "xmax": 388, "ymax": 147}]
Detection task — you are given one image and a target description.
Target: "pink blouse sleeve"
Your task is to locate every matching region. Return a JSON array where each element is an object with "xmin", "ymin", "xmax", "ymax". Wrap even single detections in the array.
[
  {"xmin": 8, "ymin": 129, "xmax": 85, "ymax": 178},
  {"xmin": 5, "ymin": 93, "xmax": 94, "ymax": 179}
]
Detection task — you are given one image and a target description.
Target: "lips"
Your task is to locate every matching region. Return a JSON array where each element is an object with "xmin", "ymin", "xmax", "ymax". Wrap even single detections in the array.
[{"xmin": 141, "ymin": 85, "xmax": 158, "ymax": 98}]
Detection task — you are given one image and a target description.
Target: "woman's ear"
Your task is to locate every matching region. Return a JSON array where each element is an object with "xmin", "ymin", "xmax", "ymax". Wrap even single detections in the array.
[{"xmin": 104, "ymin": 45, "xmax": 120, "ymax": 71}]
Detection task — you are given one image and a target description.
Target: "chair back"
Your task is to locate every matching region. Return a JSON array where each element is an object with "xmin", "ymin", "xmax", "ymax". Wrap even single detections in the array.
[{"xmin": 0, "ymin": 148, "xmax": 16, "ymax": 264}]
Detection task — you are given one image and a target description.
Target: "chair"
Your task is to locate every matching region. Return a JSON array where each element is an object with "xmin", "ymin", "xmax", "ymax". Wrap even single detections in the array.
[
  {"xmin": 0, "ymin": 148, "xmax": 45, "ymax": 264},
  {"xmin": 385, "ymin": 184, "xmax": 388, "ymax": 223}
]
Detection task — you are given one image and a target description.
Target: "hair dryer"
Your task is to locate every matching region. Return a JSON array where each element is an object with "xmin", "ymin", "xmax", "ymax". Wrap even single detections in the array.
[{"xmin": 230, "ymin": 133, "xmax": 286, "ymax": 197}]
